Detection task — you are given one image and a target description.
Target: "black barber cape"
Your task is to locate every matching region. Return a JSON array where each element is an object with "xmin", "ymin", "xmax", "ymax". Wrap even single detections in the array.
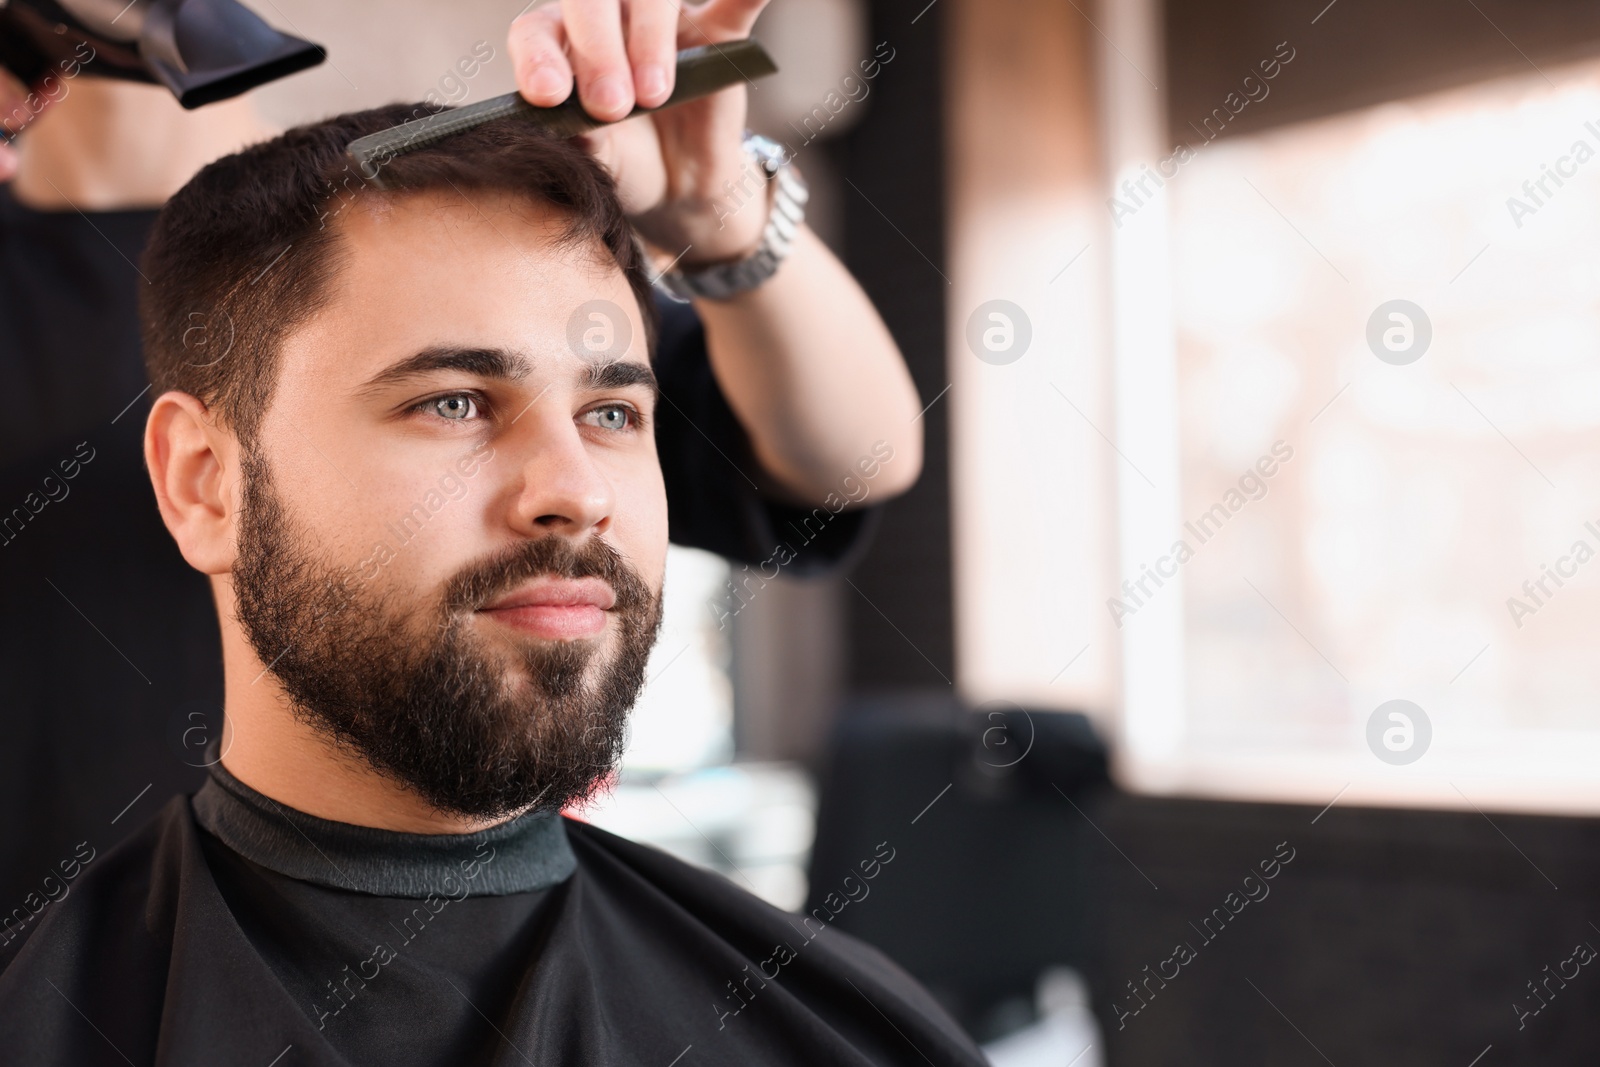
[
  {"xmin": 0, "ymin": 187, "xmax": 877, "ymax": 913},
  {"xmin": 0, "ymin": 758, "xmax": 984, "ymax": 1066}
]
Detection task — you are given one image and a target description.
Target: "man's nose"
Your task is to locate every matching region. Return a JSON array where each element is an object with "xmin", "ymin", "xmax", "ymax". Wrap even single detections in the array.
[{"xmin": 503, "ymin": 414, "xmax": 616, "ymax": 538}]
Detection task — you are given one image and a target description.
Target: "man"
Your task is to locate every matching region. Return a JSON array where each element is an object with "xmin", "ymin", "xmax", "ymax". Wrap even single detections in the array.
[
  {"xmin": 0, "ymin": 104, "xmax": 979, "ymax": 1065},
  {"xmin": 0, "ymin": 0, "xmax": 921, "ymax": 913}
]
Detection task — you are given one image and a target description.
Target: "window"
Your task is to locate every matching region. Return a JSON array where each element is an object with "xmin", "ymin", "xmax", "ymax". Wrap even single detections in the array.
[{"xmin": 1115, "ymin": 54, "xmax": 1600, "ymax": 813}]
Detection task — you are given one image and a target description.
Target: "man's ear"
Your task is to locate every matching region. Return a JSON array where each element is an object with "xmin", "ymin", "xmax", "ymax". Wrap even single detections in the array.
[{"xmin": 144, "ymin": 391, "xmax": 239, "ymax": 576}]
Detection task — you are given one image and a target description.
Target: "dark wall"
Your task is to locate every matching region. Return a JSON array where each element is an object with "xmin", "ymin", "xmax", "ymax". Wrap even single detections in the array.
[
  {"xmin": 837, "ymin": 0, "xmax": 955, "ymax": 691},
  {"xmin": 1166, "ymin": 0, "xmax": 1600, "ymax": 146},
  {"xmin": 1088, "ymin": 793, "xmax": 1600, "ymax": 1065}
]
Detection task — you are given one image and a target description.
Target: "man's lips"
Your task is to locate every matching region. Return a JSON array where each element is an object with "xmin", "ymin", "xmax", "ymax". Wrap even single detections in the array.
[{"xmin": 477, "ymin": 577, "xmax": 615, "ymax": 640}]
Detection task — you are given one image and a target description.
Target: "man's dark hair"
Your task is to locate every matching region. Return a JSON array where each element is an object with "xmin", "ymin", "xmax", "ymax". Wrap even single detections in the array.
[{"xmin": 140, "ymin": 102, "xmax": 659, "ymax": 445}]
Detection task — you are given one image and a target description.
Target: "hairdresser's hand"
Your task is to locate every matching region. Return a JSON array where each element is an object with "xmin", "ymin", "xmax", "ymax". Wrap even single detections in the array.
[
  {"xmin": 509, "ymin": 0, "xmax": 771, "ymax": 267},
  {"xmin": 0, "ymin": 64, "xmax": 69, "ymax": 182},
  {"xmin": 0, "ymin": 67, "xmax": 29, "ymax": 180}
]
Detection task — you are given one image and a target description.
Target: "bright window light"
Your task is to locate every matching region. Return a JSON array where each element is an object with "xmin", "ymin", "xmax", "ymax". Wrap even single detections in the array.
[{"xmin": 1127, "ymin": 58, "xmax": 1600, "ymax": 813}]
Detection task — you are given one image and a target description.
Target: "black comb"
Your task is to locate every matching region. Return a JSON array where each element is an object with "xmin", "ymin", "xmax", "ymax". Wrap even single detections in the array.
[{"xmin": 345, "ymin": 38, "xmax": 777, "ymax": 176}]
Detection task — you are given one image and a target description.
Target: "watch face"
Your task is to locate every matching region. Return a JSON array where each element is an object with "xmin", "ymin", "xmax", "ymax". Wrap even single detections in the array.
[{"xmin": 745, "ymin": 132, "xmax": 788, "ymax": 173}]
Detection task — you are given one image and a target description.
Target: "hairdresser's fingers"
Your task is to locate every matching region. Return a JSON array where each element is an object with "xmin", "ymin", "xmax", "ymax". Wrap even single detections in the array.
[
  {"xmin": 578, "ymin": 117, "xmax": 668, "ymax": 218},
  {"xmin": 563, "ymin": 0, "xmax": 634, "ymax": 122},
  {"xmin": 0, "ymin": 68, "xmax": 28, "ymax": 182},
  {"xmin": 626, "ymin": 0, "xmax": 680, "ymax": 109},
  {"xmin": 675, "ymin": 0, "xmax": 769, "ymax": 46},
  {"xmin": 509, "ymin": 4, "xmax": 574, "ymax": 107},
  {"xmin": 0, "ymin": 66, "xmax": 26, "ymax": 116}
]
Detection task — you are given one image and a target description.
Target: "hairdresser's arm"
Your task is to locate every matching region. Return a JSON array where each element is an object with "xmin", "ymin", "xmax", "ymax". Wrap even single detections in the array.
[{"xmin": 509, "ymin": 0, "xmax": 922, "ymax": 504}]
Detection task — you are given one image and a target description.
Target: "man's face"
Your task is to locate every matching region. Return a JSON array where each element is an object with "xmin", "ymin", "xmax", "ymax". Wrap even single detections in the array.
[{"xmin": 229, "ymin": 190, "xmax": 667, "ymax": 820}]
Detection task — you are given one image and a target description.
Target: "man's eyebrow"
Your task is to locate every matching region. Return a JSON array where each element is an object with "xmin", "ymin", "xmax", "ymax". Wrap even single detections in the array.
[
  {"xmin": 587, "ymin": 359, "xmax": 660, "ymax": 403},
  {"xmin": 354, "ymin": 346, "xmax": 532, "ymax": 398}
]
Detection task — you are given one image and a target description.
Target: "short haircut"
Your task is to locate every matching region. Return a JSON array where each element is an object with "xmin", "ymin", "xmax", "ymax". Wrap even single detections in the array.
[{"xmin": 139, "ymin": 102, "xmax": 659, "ymax": 446}]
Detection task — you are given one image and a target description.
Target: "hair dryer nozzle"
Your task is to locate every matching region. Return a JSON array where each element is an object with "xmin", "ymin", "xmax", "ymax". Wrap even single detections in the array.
[
  {"xmin": 0, "ymin": 0, "xmax": 324, "ymax": 109},
  {"xmin": 140, "ymin": 0, "xmax": 325, "ymax": 108}
]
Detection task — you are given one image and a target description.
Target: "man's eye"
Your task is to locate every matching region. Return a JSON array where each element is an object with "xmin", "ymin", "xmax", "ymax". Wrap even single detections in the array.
[
  {"xmin": 582, "ymin": 404, "xmax": 638, "ymax": 432},
  {"xmin": 414, "ymin": 393, "xmax": 479, "ymax": 421}
]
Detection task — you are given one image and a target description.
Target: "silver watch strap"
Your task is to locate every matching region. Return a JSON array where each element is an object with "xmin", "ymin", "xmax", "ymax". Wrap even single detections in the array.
[{"xmin": 659, "ymin": 134, "xmax": 808, "ymax": 302}]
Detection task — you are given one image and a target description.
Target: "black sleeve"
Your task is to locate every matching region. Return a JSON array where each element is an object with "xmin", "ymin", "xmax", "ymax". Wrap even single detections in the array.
[{"xmin": 651, "ymin": 291, "xmax": 880, "ymax": 576}]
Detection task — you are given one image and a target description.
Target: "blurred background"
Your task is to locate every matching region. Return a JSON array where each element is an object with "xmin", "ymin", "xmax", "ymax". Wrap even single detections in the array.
[{"xmin": 8, "ymin": 0, "xmax": 1600, "ymax": 1063}]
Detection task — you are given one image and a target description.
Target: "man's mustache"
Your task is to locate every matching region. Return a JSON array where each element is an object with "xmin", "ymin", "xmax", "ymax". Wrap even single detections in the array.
[{"xmin": 442, "ymin": 536, "xmax": 651, "ymax": 616}]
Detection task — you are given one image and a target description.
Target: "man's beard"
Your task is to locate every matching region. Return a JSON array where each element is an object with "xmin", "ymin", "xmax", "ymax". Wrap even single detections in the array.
[{"xmin": 231, "ymin": 446, "xmax": 662, "ymax": 822}]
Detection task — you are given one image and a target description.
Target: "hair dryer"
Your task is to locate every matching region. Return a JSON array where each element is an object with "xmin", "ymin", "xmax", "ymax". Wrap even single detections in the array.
[{"xmin": 0, "ymin": 0, "xmax": 324, "ymax": 109}]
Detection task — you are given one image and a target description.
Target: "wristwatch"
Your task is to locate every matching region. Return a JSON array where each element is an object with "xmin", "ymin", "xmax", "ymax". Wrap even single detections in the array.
[{"xmin": 658, "ymin": 132, "xmax": 809, "ymax": 302}]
